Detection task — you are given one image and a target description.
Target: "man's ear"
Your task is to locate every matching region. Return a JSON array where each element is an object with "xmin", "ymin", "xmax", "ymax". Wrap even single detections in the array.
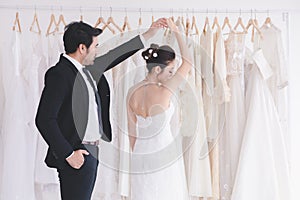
[{"xmin": 78, "ymin": 44, "xmax": 87, "ymax": 54}]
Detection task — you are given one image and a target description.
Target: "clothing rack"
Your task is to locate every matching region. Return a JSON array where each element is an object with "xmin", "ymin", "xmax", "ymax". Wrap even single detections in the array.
[{"xmin": 0, "ymin": 4, "xmax": 296, "ymax": 14}]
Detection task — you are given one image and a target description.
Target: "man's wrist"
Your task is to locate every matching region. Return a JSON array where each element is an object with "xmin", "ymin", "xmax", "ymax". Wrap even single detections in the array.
[{"xmin": 66, "ymin": 151, "xmax": 74, "ymax": 160}]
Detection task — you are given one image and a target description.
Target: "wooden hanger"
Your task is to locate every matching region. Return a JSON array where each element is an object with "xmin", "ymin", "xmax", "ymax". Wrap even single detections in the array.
[
  {"xmin": 122, "ymin": 15, "xmax": 131, "ymax": 32},
  {"xmin": 138, "ymin": 8, "xmax": 142, "ymax": 27},
  {"xmin": 185, "ymin": 17, "xmax": 191, "ymax": 36},
  {"xmin": 56, "ymin": 14, "xmax": 67, "ymax": 33},
  {"xmin": 181, "ymin": 16, "xmax": 185, "ymax": 30},
  {"xmin": 12, "ymin": 12, "xmax": 22, "ymax": 33},
  {"xmin": 46, "ymin": 14, "xmax": 57, "ymax": 36},
  {"xmin": 103, "ymin": 17, "xmax": 123, "ymax": 33},
  {"xmin": 212, "ymin": 16, "xmax": 221, "ymax": 30},
  {"xmin": 29, "ymin": 12, "xmax": 42, "ymax": 34},
  {"xmin": 191, "ymin": 15, "xmax": 199, "ymax": 35},
  {"xmin": 233, "ymin": 16, "xmax": 247, "ymax": 33},
  {"xmin": 253, "ymin": 10, "xmax": 259, "ymax": 27},
  {"xmin": 222, "ymin": 16, "xmax": 232, "ymax": 31},
  {"xmin": 102, "ymin": 7, "xmax": 123, "ymax": 33},
  {"xmin": 151, "ymin": 8, "xmax": 155, "ymax": 23},
  {"xmin": 94, "ymin": 16, "xmax": 115, "ymax": 34},
  {"xmin": 246, "ymin": 16, "xmax": 263, "ymax": 41},
  {"xmin": 79, "ymin": 6, "xmax": 84, "ymax": 22},
  {"xmin": 202, "ymin": 16, "xmax": 210, "ymax": 34},
  {"xmin": 264, "ymin": 16, "xmax": 272, "ymax": 27}
]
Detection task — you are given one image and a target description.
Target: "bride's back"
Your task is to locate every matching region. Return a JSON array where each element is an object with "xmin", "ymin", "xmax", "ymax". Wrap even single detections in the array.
[{"xmin": 128, "ymin": 81, "xmax": 172, "ymax": 119}]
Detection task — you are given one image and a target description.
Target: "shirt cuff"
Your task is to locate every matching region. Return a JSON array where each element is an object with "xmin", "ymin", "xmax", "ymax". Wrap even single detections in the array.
[
  {"xmin": 66, "ymin": 151, "xmax": 74, "ymax": 160},
  {"xmin": 139, "ymin": 34, "xmax": 147, "ymax": 47}
]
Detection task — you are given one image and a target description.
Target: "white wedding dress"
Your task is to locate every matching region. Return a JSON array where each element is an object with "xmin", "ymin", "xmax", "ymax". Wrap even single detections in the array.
[
  {"xmin": 231, "ymin": 48, "xmax": 291, "ymax": 200},
  {"xmin": 130, "ymin": 101, "xmax": 189, "ymax": 200}
]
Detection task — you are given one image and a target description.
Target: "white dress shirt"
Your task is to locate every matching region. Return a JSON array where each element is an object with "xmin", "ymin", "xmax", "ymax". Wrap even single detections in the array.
[{"xmin": 63, "ymin": 54, "xmax": 100, "ymax": 142}]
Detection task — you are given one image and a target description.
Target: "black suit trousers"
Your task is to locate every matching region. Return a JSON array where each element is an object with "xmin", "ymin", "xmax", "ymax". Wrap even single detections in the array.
[{"xmin": 57, "ymin": 145, "xmax": 99, "ymax": 200}]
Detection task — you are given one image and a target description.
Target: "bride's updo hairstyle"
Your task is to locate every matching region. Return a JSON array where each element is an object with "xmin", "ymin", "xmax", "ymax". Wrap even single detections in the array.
[{"xmin": 142, "ymin": 43, "xmax": 175, "ymax": 72}]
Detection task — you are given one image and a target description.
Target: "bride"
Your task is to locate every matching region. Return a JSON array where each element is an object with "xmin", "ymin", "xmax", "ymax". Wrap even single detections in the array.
[{"xmin": 126, "ymin": 18, "xmax": 192, "ymax": 200}]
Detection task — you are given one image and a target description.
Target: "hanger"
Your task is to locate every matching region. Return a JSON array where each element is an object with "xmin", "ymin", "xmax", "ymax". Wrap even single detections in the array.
[
  {"xmin": 103, "ymin": 8, "xmax": 123, "ymax": 33},
  {"xmin": 164, "ymin": 9, "xmax": 173, "ymax": 37},
  {"xmin": 12, "ymin": 12, "xmax": 22, "ymax": 33},
  {"xmin": 185, "ymin": 17, "xmax": 191, "ymax": 36},
  {"xmin": 79, "ymin": 6, "xmax": 83, "ymax": 22},
  {"xmin": 122, "ymin": 9, "xmax": 131, "ymax": 32},
  {"xmin": 29, "ymin": 8, "xmax": 41, "ymax": 34},
  {"xmin": 263, "ymin": 11, "xmax": 272, "ymax": 27},
  {"xmin": 138, "ymin": 8, "xmax": 142, "ymax": 27},
  {"xmin": 46, "ymin": 13, "xmax": 57, "ymax": 36},
  {"xmin": 222, "ymin": 16, "xmax": 232, "ymax": 31},
  {"xmin": 253, "ymin": 9, "xmax": 259, "ymax": 27},
  {"xmin": 184, "ymin": 9, "xmax": 190, "ymax": 36},
  {"xmin": 191, "ymin": 15, "xmax": 200, "ymax": 35},
  {"xmin": 212, "ymin": 16, "xmax": 221, "ymax": 30},
  {"xmin": 233, "ymin": 11, "xmax": 247, "ymax": 33},
  {"xmin": 55, "ymin": 7, "xmax": 67, "ymax": 34},
  {"xmin": 94, "ymin": 7, "xmax": 115, "ymax": 34},
  {"xmin": 95, "ymin": 17, "xmax": 115, "ymax": 34},
  {"xmin": 203, "ymin": 16, "xmax": 210, "ymax": 34},
  {"xmin": 170, "ymin": 9, "xmax": 175, "ymax": 22},
  {"xmin": 103, "ymin": 17, "xmax": 123, "ymax": 33},
  {"xmin": 151, "ymin": 8, "xmax": 154, "ymax": 23},
  {"xmin": 246, "ymin": 10, "xmax": 263, "ymax": 42},
  {"xmin": 181, "ymin": 16, "xmax": 185, "ymax": 30},
  {"xmin": 56, "ymin": 14, "xmax": 67, "ymax": 33}
]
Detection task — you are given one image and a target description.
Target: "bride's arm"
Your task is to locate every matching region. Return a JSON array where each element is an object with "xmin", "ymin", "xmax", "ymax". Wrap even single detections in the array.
[
  {"xmin": 164, "ymin": 18, "xmax": 192, "ymax": 91},
  {"xmin": 127, "ymin": 93, "xmax": 137, "ymax": 151}
]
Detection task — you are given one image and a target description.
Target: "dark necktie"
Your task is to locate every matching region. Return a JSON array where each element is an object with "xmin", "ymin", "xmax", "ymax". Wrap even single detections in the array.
[{"xmin": 82, "ymin": 67, "xmax": 104, "ymax": 137}]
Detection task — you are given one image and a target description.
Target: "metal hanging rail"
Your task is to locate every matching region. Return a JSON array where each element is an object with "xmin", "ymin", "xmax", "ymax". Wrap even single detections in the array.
[{"xmin": 0, "ymin": 4, "xmax": 296, "ymax": 14}]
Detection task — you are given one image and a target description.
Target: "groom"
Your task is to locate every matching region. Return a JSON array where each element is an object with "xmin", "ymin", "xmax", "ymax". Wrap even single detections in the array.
[{"xmin": 35, "ymin": 18, "xmax": 167, "ymax": 200}]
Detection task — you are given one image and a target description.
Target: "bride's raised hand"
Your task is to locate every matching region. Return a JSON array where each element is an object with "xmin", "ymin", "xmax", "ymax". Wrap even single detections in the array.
[{"xmin": 166, "ymin": 18, "xmax": 179, "ymax": 33}]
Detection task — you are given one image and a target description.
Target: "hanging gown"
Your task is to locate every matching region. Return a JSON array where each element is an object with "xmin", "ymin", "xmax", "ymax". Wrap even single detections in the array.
[
  {"xmin": 200, "ymin": 26, "xmax": 214, "ymax": 137},
  {"xmin": 219, "ymin": 31, "xmax": 246, "ymax": 200},
  {"xmin": 30, "ymin": 33, "xmax": 61, "ymax": 200},
  {"xmin": 254, "ymin": 24, "xmax": 289, "ymax": 161},
  {"xmin": 173, "ymin": 17, "xmax": 212, "ymax": 198},
  {"xmin": 0, "ymin": 30, "xmax": 36, "ymax": 200},
  {"xmin": 92, "ymin": 31, "xmax": 141, "ymax": 200},
  {"xmin": 208, "ymin": 26, "xmax": 230, "ymax": 200},
  {"xmin": 47, "ymin": 32, "xmax": 64, "ymax": 67},
  {"xmin": 231, "ymin": 48, "xmax": 291, "ymax": 200},
  {"xmin": 131, "ymin": 101, "xmax": 189, "ymax": 200}
]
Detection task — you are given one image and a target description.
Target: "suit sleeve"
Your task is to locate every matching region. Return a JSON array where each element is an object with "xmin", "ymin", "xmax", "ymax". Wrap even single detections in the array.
[
  {"xmin": 87, "ymin": 35, "xmax": 144, "ymax": 81},
  {"xmin": 35, "ymin": 68, "xmax": 74, "ymax": 160}
]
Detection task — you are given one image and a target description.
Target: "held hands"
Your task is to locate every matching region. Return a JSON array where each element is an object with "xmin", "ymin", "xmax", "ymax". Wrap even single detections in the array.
[
  {"xmin": 142, "ymin": 18, "xmax": 168, "ymax": 40},
  {"xmin": 166, "ymin": 17, "xmax": 180, "ymax": 33},
  {"xmin": 65, "ymin": 149, "xmax": 89, "ymax": 169}
]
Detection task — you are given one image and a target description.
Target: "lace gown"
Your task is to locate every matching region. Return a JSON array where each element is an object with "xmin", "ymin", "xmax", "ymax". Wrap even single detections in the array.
[
  {"xmin": 131, "ymin": 102, "xmax": 189, "ymax": 200},
  {"xmin": 219, "ymin": 31, "xmax": 246, "ymax": 200}
]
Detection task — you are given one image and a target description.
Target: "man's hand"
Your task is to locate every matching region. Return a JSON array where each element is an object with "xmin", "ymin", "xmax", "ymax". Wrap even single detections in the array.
[
  {"xmin": 142, "ymin": 18, "xmax": 168, "ymax": 41},
  {"xmin": 65, "ymin": 149, "xmax": 89, "ymax": 169}
]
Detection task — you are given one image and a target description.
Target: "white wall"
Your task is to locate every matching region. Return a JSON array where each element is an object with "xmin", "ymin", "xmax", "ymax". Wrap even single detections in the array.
[{"xmin": 0, "ymin": 0, "xmax": 299, "ymax": 199}]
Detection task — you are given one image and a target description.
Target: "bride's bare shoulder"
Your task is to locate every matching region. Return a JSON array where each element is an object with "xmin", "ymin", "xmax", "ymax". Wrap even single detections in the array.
[{"xmin": 127, "ymin": 81, "xmax": 145, "ymax": 98}]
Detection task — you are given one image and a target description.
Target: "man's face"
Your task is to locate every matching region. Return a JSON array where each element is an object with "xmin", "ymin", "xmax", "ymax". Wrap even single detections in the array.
[{"xmin": 82, "ymin": 36, "xmax": 99, "ymax": 66}]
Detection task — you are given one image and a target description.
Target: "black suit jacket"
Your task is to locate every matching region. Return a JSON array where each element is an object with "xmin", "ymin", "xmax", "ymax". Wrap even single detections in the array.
[{"xmin": 35, "ymin": 35, "xmax": 144, "ymax": 168}]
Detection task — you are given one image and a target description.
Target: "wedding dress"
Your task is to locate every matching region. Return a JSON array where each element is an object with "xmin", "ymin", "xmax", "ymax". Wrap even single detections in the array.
[
  {"xmin": 231, "ymin": 48, "xmax": 291, "ymax": 200},
  {"xmin": 219, "ymin": 31, "xmax": 246, "ymax": 200},
  {"xmin": 0, "ymin": 30, "xmax": 36, "ymax": 200},
  {"xmin": 131, "ymin": 101, "xmax": 189, "ymax": 200}
]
